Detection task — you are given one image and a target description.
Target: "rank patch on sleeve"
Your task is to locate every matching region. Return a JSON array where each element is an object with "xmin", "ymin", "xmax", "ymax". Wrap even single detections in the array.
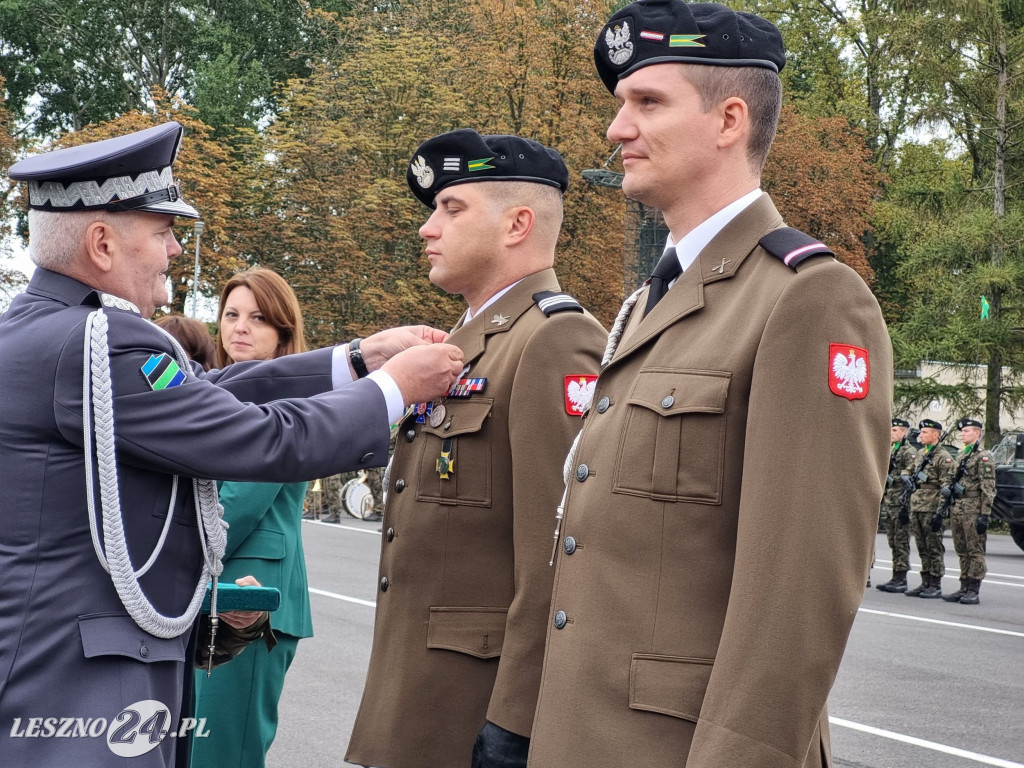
[
  {"xmin": 828, "ymin": 343, "xmax": 869, "ymax": 400},
  {"xmin": 141, "ymin": 353, "xmax": 186, "ymax": 391},
  {"xmin": 565, "ymin": 375, "xmax": 598, "ymax": 415}
]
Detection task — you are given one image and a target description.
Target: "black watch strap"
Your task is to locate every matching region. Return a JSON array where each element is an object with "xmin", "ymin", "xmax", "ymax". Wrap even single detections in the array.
[{"xmin": 349, "ymin": 338, "xmax": 370, "ymax": 378}]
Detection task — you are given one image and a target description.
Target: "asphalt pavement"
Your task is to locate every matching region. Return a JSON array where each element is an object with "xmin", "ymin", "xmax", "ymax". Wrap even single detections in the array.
[{"xmin": 266, "ymin": 523, "xmax": 1024, "ymax": 768}]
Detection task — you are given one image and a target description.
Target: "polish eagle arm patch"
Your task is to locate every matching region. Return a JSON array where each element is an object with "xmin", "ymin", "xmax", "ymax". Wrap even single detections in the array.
[
  {"xmin": 759, "ymin": 227, "xmax": 834, "ymax": 269},
  {"xmin": 533, "ymin": 291, "xmax": 583, "ymax": 316}
]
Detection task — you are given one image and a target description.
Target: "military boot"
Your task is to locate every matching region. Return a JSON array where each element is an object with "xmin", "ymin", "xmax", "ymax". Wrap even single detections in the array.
[
  {"xmin": 905, "ymin": 573, "xmax": 927, "ymax": 596},
  {"xmin": 959, "ymin": 578, "xmax": 981, "ymax": 605},
  {"xmin": 879, "ymin": 570, "xmax": 908, "ymax": 592},
  {"xmin": 919, "ymin": 573, "xmax": 943, "ymax": 598},
  {"xmin": 942, "ymin": 578, "xmax": 967, "ymax": 602}
]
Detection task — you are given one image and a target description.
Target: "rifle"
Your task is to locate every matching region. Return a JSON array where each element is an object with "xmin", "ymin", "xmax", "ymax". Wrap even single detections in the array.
[
  {"xmin": 898, "ymin": 430, "xmax": 948, "ymax": 525},
  {"xmin": 929, "ymin": 442, "xmax": 977, "ymax": 532}
]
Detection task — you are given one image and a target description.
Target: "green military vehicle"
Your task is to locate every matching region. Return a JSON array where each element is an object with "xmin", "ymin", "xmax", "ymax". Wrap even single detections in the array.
[{"xmin": 990, "ymin": 433, "xmax": 1024, "ymax": 552}]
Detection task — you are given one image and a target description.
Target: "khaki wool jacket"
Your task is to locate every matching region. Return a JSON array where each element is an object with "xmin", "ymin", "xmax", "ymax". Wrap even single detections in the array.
[
  {"xmin": 527, "ymin": 195, "xmax": 893, "ymax": 768},
  {"xmin": 346, "ymin": 269, "xmax": 606, "ymax": 768}
]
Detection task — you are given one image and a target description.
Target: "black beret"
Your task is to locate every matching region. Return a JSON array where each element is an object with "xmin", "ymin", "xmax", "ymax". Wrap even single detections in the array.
[
  {"xmin": 594, "ymin": 0, "xmax": 785, "ymax": 94},
  {"xmin": 892, "ymin": 418, "xmax": 910, "ymax": 428},
  {"xmin": 407, "ymin": 128, "xmax": 569, "ymax": 208},
  {"xmin": 7, "ymin": 122, "xmax": 198, "ymax": 219},
  {"xmin": 957, "ymin": 418, "xmax": 983, "ymax": 429},
  {"xmin": 919, "ymin": 419, "xmax": 943, "ymax": 431}
]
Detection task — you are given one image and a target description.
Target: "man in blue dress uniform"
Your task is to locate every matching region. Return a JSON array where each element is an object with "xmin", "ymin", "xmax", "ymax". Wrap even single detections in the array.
[{"xmin": 0, "ymin": 122, "xmax": 462, "ymax": 767}]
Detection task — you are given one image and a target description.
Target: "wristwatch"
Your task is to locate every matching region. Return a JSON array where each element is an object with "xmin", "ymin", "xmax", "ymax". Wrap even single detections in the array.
[{"xmin": 348, "ymin": 338, "xmax": 369, "ymax": 378}]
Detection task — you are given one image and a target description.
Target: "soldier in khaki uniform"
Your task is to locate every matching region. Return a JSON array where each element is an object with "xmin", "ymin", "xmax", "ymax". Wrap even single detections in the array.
[
  {"xmin": 526, "ymin": 3, "xmax": 893, "ymax": 767},
  {"xmin": 900, "ymin": 419, "xmax": 955, "ymax": 598},
  {"xmin": 939, "ymin": 419, "xmax": 995, "ymax": 604},
  {"xmin": 346, "ymin": 130, "xmax": 606, "ymax": 768},
  {"xmin": 877, "ymin": 417, "xmax": 917, "ymax": 592}
]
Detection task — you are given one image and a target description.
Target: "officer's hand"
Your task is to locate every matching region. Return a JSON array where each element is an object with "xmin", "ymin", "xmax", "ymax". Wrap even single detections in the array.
[
  {"xmin": 939, "ymin": 485, "xmax": 952, "ymax": 499},
  {"xmin": 358, "ymin": 325, "xmax": 451, "ymax": 372},
  {"xmin": 220, "ymin": 576, "xmax": 267, "ymax": 630},
  {"xmin": 929, "ymin": 512, "xmax": 944, "ymax": 533},
  {"xmin": 471, "ymin": 721, "xmax": 530, "ymax": 768},
  {"xmin": 900, "ymin": 475, "xmax": 915, "ymax": 492},
  {"xmin": 898, "ymin": 508, "xmax": 910, "ymax": 526},
  {"xmin": 976, "ymin": 515, "xmax": 990, "ymax": 535},
  {"xmin": 382, "ymin": 343, "xmax": 463, "ymax": 406}
]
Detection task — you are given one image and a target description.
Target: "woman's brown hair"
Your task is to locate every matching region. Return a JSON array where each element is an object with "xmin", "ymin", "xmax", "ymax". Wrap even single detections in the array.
[
  {"xmin": 154, "ymin": 314, "xmax": 217, "ymax": 371},
  {"xmin": 215, "ymin": 268, "xmax": 308, "ymax": 367}
]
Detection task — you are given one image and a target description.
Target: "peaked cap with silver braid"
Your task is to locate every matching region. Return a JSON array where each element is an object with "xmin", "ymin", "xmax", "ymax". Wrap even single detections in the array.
[{"xmin": 83, "ymin": 308, "xmax": 228, "ymax": 638}]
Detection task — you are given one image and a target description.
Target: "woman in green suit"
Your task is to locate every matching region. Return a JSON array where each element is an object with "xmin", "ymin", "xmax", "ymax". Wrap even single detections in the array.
[{"xmin": 192, "ymin": 268, "xmax": 314, "ymax": 768}]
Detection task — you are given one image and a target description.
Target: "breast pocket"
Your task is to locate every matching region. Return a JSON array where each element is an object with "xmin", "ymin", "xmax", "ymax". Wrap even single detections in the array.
[
  {"xmin": 612, "ymin": 369, "xmax": 729, "ymax": 504},
  {"xmin": 415, "ymin": 399, "xmax": 493, "ymax": 507}
]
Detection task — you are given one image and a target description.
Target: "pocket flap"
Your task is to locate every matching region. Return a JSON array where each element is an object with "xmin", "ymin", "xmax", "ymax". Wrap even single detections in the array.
[
  {"xmin": 627, "ymin": 370, "xmax": 730, "ymax": 416},
  {"xmin": 421, "ymin": 399, "xmax": 493, "ymax": 438},
  {"xmin": 629, "ymin": 653, "xmax": 714, "ymax": 722},
  {"xmin": 426, "ymin": 606, "xmax": 507, "ymax": 659},
  {"xmin": 232, "ymin": 528, "xmax": 286, "ymax": 560},
  {"xmin": 78, "ymin": 613, "xmax": 187, "ymax": 664}
]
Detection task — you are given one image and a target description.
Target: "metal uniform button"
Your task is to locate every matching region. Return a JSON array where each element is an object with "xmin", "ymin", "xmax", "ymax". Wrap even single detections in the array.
[
  {"xmin": 405, "ymin": 429, "xmax": 416, "ymax": 442},
  {"xmin": 596, "ymin": 396, "xmax": 610, "ymax": 413},
  {"xmin": 380, "ymin": 576, "xmax": 390, "ymax": 592},
  {"xmin": 139, "ymin": 644, "xmax": 149, "ymax": 658},
  {"xmin": 661, "ymin": 395, "xmax": 675, "ymax": 409},
  {"xmin": 576, "ymin": 464, "xmax": 590, "ymax": 482},
  {"xmin": 553, "ymin": 610, "xmax": 567, "ymax": 629},
  {"xmin": 385, "ymin": 527, "xmax": 395, "ymax": 542},
  {"xmin": 394, "ymin": 479, "xmax": 406, "ymax": 493},
  {"xmin": 563, "ymin": 536, "xmax": 577, "ymax": 555}
]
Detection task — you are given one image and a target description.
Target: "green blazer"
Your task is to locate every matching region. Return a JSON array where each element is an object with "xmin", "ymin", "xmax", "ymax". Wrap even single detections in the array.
[{"xmin": 217, "ymin": 481, "xmax": 313, "ymax": 639}]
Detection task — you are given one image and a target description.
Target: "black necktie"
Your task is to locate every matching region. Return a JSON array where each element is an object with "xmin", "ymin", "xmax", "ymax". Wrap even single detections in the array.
[{"xmin": 644, "ymin": 247, "xmax": 682, "ymax": 317}]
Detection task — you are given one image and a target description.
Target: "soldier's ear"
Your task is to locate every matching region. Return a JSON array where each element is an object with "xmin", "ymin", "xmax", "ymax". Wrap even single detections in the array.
[
  {"xmin": 83, "ymin": 220, "xmax": 118, "ymax": 273},
  {"xmin": 504, "ymin": 206, "xmax": 535, "ymax": 246}
]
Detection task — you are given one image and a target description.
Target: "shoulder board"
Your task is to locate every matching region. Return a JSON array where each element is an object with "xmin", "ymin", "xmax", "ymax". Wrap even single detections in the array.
[
  {"xmin": 759, "ymin": 227, "xmax": 834, "ymax": 270},
  {"xmin": 533, "ymin": 291, "xmax": 583, "ymax": 316}
]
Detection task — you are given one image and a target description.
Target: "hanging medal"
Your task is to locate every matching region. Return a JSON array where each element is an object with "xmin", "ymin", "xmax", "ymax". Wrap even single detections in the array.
[{"xmin": 436, "ymin": 437, "xmax": 455, "ymax": 479}]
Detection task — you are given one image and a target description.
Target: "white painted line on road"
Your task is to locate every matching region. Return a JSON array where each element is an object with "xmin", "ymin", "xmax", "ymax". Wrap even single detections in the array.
[
  {"xmin": 858, "ymin": 607, "xmax": 1024, "ymax": 638},
  {"xmin": 303, "ymin": 520, "xmax": 381, "ymax": 536},
  {"xmin": 830, "ymin": 717, "xmax": 1024, "ymax": 768},
  {"xmin": 308, "ymin": 586, "xmax": 376, "ymax": 608},
  {"xmin": 874, "ymin": 560, "xmax": 1024, "ymax": 584}
]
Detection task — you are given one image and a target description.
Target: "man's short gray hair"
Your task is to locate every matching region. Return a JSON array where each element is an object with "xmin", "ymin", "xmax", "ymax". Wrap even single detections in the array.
[{"xmin": 28, "ymin": 209, "xmax": 128, "ymax": 271}]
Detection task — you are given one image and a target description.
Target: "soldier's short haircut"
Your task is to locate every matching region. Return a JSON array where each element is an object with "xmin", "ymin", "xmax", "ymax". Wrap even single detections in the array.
[
  {"xmin": 480, "ymin": 181, "xmax": 564, "ymax": 248},
  {"xmin": 28, "ymin": 209, "xmax": 129, "ymax": 271},
  {"xmin": 680, "ymin": 64, "xmax": 782, "ymax": 175}
]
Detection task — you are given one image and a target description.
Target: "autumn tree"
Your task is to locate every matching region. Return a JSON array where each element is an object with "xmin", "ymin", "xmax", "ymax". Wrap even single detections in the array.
[
  {"xmin": 763, "ymin": 105, "xmax": 883, "ymax": 283},
  {"xmin": 244, "ymin": 0, "xmax": 626, "ymax": 345}
]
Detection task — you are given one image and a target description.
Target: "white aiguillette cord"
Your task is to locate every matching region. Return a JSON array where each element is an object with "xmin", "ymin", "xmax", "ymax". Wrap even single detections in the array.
[
  {"xmin": 82, "ymin": 309, "xmax": 228, "ymax": 639},
  {"xmin": 550, "ymin": 285, "xmax": 644, "ymax": 565}
]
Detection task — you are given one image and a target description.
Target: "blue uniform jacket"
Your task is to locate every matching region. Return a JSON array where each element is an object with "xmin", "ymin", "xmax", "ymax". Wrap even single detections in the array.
[{"xmin": 0, "ymin": 269, "xmax": 389, "ymax": 767}]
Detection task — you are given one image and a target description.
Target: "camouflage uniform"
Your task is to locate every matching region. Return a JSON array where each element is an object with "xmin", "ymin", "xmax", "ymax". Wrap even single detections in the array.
[
  {"xmin": 903, "ymin": 444, "xmax": 955, "ymax": 595},
  {"xmin": 876, "ymin": 440, "xmax": 916, "ymax": 591},
  {"xmin": 942, "ymin": 444, "xmax": 995, "ymax": 603}
]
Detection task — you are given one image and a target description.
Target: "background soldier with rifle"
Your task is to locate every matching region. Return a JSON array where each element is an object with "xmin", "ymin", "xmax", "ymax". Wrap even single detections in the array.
[
  {"xmin": 933, "ymin": 419, "xmax": 995, "ymax": 605},
  {"xmin": 877, "ymin": 418, "xmax": 917, "ymax": 593},
  {"xmin": 900, "ymin": 419, "xmax": 955, "ymax": 598}
]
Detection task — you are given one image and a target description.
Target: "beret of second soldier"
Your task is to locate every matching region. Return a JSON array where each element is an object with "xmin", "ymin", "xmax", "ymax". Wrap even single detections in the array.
[
  {"xmin": 892, "ymin": 418, "xmax": 910, "ymax": 428},
  {"xmin": 919, "ymin": 419, "xmax": 942, "ymax": 431},
  {"xmin": 594, "ymin": 0, "xmax": 786, "ymax": 94},
  {"xmin": 407, "ymin": 128, "xmax": 569, "ymax": 208},
  {"xmin": 957, "ymin": 418, "xmax": 983, "ymax": 429},
  {"xmin": 7, "ymin": 121, "xmax": 199, "ymax": 219}
]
